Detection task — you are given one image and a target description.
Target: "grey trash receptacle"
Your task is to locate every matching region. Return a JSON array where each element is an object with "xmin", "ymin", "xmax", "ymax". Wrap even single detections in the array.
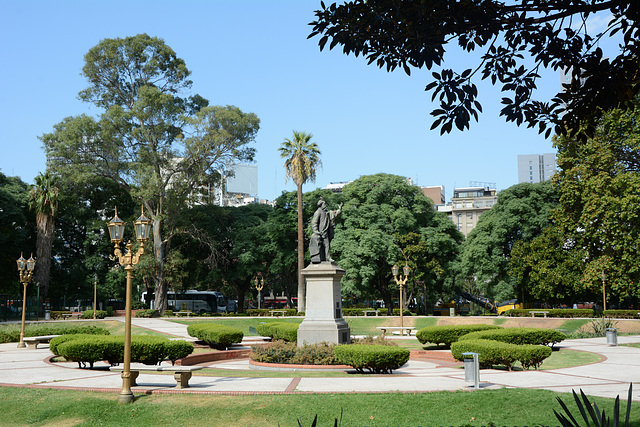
[
  {"xmin": 462, "ymin": 352, "xmax": 480, "ymax": 389},
  {"xmin": 44, "ymin": 310, "xmax": 51, "ymax": 320},
  {"xmin": 606, "ymin": 328, "xmax": 618, "ymax": 346}
]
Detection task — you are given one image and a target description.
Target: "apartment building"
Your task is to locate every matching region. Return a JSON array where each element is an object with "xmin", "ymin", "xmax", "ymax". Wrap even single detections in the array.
[{"xmin": 451, "ymin": 186, "xmax": 497, "ymax": 237}]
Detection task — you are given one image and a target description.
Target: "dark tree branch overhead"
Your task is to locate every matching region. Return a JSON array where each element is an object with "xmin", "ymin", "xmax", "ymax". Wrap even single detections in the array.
[{"xmin": 309, "ymin": 0, "xmax": 640, "ymax": 139}]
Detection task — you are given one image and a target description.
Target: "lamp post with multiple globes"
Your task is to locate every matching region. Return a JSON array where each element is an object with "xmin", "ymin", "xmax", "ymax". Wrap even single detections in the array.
[
  {"xmin": 391, "ymin": 263, "xmax": 411, "ymax": 336},
  {"xmin": 16, "ymin": 253, "xmax": 36, "ymax": 348},
  {"xmin": 107, "ymin": 206, "xmax": 152, "ymax": 404}
]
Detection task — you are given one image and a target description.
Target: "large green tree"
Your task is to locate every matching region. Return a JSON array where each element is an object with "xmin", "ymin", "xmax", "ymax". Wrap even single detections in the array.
[
  {"xmin": 457, "ymin": 181, "xmax": 559, "ymax": 303},
  {"xmin": 41, "ymin": 34, "xmax": 260, "ymax": 313},
  {"xmin": 28, "ymin": 172, "xmax": 59, "ymax": 299},
  {"xmin": 551, "ymin": 104, "xmax": 640, "ymax": 304},
  {"xmin": 278, "ymin": 131, "xmax": 322, "ymax": 313},
  {"xmin": 182, "ymin": 203, "xmax": 272, "ymax": 312},
  {"xmin": 309, "ymin": 1, "xmax": 639, "ymax": 139},
  {"xmin": 331, "ymin": 173, "xmax": 462, "ymax": 313},
  {"xmin": 0, "ymin": 173, "xmax": 33, "ymax": 295}
]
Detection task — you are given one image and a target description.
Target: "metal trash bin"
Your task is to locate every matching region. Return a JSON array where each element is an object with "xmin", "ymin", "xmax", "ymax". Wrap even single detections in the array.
[
  {"xmin": 44, "ymin": 310, "xmax": 51, "ymax": 320},
  {"xmin": 462, "ymin": 352, "xmax": 480, "ymax": 389},
  {"xmin": 606, "ymin": 328, "xmax": 618, "ymax": 346},
  {"xmin": 449, "ymin": 307, "xmax": 455, "ymax": 316}
]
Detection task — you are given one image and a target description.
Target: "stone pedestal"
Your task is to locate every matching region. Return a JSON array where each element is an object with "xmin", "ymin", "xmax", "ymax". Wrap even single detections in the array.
[{"xmin": 297, "ymin": 262, "xmax": 351, "ymax": 347}]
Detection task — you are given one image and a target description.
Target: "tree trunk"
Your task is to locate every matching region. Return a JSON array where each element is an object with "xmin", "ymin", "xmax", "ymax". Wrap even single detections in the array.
[
  {"xmin": 152, "ymin": 217, "xmax": 168, "ymax": 314},
  {"xmin": 34, "ymin": 212, "xmax": 54, "ymax": 298},
  {"xmin": 296, "ymin": 183, "xmax": 306, "ymax": 313}
]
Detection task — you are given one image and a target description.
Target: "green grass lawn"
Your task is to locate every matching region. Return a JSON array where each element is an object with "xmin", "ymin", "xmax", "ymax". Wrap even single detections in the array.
[{"xmin": 0, "ymin": 386, "xmax": 635, "ymax": 426}]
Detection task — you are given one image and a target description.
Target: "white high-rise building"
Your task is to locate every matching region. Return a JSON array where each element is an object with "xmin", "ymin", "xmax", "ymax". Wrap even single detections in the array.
[{"xmin": 517, "ymin": 153, "xmax": 556, "ymax": 184}]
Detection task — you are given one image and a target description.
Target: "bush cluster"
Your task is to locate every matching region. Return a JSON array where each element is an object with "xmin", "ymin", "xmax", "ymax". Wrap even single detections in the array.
[
  {"xmin": 80, "ymin": 310, "xmax": 108, "ymax": 319},
  {"xmin": 256, "ymin": 322, "xmax": 298, "ymax": 342},
  {"xmin": 334, "ymin": 344, "xmax": 410, "ymax": 374},
  {"xmin": 0, "ymin": 325, "xmax": 109, "ymax": 344},
  {"xmin": 416, "ymin": 324, "xmax": 502, "ymax": 348},
  {"xmin": 504, "ymin": 309, "xmax": 594, "ymax": 318},
  {"xmin": 186, "ymin": 323, "xmax": 243, "ymax": 348},
  {"xmin": 460, "ymin": 327, "xmax": 566, "ymax": 348},
  {"xmin": 250, "ymin": 340, "xmax": 338, "ymax": 365},
  {"xmin": 451, "ymin": 339, "xmax": 552, "ymax": 370},
  {"xmin": 50, "ymin": 335, "xmax": 194, "ymax": 368}
]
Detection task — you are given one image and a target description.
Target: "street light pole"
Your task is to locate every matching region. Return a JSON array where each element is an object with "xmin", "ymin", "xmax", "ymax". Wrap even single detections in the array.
[
  {"xmin": 107, "ymin": 206, "xmax": 151, "ymax": 404},
  {"xmin": 93, "ymin": 274, "xmax": 98, "ymax": 320},
  {"xmin": 254, "ymin": 276, "xmax": 264, "ymax": 310},
  {"xmin": 600, "ymin": 272, "xmax": 607, "ymax": 312},
  {"xmin": 16, "ymin": 253, "xmax": 36, "ymax": 348},
  {"xmin": 391, "ymin": 263, "xmax": 411, "ymax": 336}
]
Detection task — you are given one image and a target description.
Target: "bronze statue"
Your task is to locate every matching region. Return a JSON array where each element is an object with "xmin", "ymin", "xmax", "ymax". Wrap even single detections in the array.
[{"xmin": 309, "ymin": 197, "xmax": 342, "ymax": 263}]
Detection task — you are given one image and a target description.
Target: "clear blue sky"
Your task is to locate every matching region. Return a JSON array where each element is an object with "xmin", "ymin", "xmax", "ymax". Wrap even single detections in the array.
[{"xmin": 1, "ymin": 0, "xmax": 576, "ymax": 202}]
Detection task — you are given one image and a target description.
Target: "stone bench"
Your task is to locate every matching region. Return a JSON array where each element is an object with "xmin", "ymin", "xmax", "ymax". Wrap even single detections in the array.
[
  {"xmin": 376, "ymin": 326, "xmax": 416, "ymax": 337},
  {"xmin": 23, "ymin": 334, "xmax": 61, "ymax": 349},
  {"xmin": 530, "ymin": 311, "xmax": 550, "ymax": 318},
  {"xmin": 61, "ymin": 313, "xmax": 81, "ymax": 320},
  {"xmin": 110, "ymin": 365, "xmax": 203, "ymax": 389},
  {"xmin": 269, "ymin": 310, "xmax": 288, "ymax": 317},
  {"xmin": 362, "ymin": 309, "xmax": 379, "ymax": 316},
  {"xmin": 176, "ymin": 310, "xmax": 193, "ymax": 317}
]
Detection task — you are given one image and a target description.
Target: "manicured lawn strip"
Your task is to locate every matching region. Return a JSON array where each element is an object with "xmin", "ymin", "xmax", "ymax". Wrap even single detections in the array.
[
  {"xmin": 0, "ymin": 387, "xmax": 635, "ymax": 426},
  {"xmin": 344, "ymin": 316, "xmax": 389, "ymax": 335}
]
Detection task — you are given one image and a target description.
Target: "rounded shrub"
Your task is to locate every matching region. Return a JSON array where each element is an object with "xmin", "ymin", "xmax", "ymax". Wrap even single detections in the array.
[
  {"xmin": 256, "ymin": 322, "xmax": 299, "ymax": 342},
  {"xmin": 334, "ymin": 344, "xmax": 410, "ymax": 374},
  {"xmin": 81, "ymin": 310, "xmax": 108, "ymax": 319},
  {"xmin": 451, "ymin": 338, "xmax": 552, "ymax": 370},
  {"xmin": 51, "ymin": 335, "xmax": 193, "ymax": 368},
  {"xmin": 460, "ymin": 327, "xmax": 566, "ymax": 348},
  {"xmin": 165, "ymin": 340, "xmax": 195, "ymax": 365},
  {"xmin": 187, "ymin": 323, "xmax": 243, "ymax": 348},
  {"xmin": 416, "ymin": 324, "xmax": 502, "ymax": 347}
]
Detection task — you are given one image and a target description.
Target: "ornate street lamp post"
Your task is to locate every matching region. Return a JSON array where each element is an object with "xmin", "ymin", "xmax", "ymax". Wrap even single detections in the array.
[
  {"xmin": 16, "ymin": 253, "xmax": 36, "ymax": 348},
  {"xmin": 391, "ymin": 263, "xmax": 411, "ymax": 336},
  {"xmin": 107, "ymin": 207, "xmax": 151, "ymax": 404},
  {"xmin": 254, "ymin": 275, "xmax": 264, "ymax": 310}
]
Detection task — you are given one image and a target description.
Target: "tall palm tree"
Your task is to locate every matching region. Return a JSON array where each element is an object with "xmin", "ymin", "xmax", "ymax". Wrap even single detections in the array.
[
  {"xmin": 278, "ymin": 131, "xmax": 322, "ymax": 313},
  {"xmin": 29, "ymin": 171, "xmax": 59, "ymax": 300}
]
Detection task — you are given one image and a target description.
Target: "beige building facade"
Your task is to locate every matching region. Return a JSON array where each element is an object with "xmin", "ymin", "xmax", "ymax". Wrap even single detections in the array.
[{"xmin": 451, "ymin": 187, "xmax": 497, "ymax": 237}]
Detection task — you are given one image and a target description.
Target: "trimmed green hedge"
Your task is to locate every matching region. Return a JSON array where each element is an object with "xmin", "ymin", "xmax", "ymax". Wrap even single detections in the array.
[
  {"xmin": 460, "ymin": 328, "xmax": 566, "ymax": 348},
  {"xmin": 416, "ymin": 324, "xmax": 502, "ymax": 348},
  {"xmin": 255, "ymin": 322, "xmax": 299, "ymax": 342},
  {"xmin": 246, "ymin": 309, "xmax": 299, "ymax": 317},
  {"xmin": 134, "ymin": 309, "xmax": 158, "ymax": 318},
  {"xmin": 334, "ymin": 344, "xmax": 410, "ymax": 374},
  {"xmin": 80, "ymin": 310, "xmax": 108, "ymax": 319},
  {"xmin": 0, "ymin": 325, "xmax": 109, "ymax": 344},
  {"xmin": 250, "ymin": 340, "xmax": 338, "ymax": 365},
  {"xmin": 187, "ymin": 323, "xmax": 243, "ymax": 348},
  {"xmin": 504, "ymin": 309, "xmax": 594, "ymax": 318},
  {"xmin": 50, "ymin": 335, "xmax": 194, "ymax": 368},
  {"xmin": 451, "ymin": 339, "xmax": 552, "ymax": 370},
  {"xmin": 603, "ymin": 310, "xmax": 640, "ymax": 319}
]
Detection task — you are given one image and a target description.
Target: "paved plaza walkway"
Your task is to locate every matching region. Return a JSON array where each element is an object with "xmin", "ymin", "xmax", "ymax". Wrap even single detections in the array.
[{"xmin": 0, "ymin": 317, "xmax": 637, "ymax": 401}]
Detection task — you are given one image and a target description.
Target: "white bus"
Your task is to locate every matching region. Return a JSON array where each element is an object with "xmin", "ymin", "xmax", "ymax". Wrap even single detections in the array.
[{"xmin": 142, "ymin": 290, "xmax": 228, "ymax": 314}]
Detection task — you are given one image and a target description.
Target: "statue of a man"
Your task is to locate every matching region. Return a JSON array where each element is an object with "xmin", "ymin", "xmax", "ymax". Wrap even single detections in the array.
[{"xmin": 309, "ymin": 197, "xmax": 342, "ymax": 263}]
